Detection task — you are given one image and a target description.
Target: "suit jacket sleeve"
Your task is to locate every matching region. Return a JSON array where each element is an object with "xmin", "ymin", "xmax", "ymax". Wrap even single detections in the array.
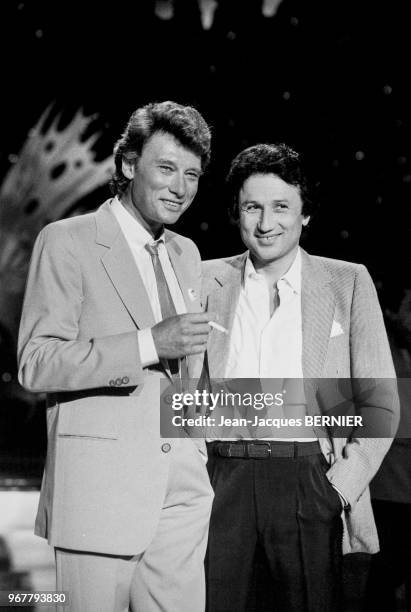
[
  {"xmin": 326, "ymin": 264, "xmax": 400, "ymax": 508},
  {"xmin": 18, "ymin": 224, "xmax": 145, "ymax": 393}
]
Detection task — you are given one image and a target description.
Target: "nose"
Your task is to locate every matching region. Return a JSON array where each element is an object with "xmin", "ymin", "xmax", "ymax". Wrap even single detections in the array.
[
  {"xmin": 257, "ymin": 206, "xmax": 276, "ymax": 233},
  {"xmin": 169, "ymin": 172, "xmax": 186, "ymax": 199}
]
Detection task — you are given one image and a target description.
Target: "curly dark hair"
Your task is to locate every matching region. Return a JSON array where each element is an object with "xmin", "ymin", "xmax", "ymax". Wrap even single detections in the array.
[
  {"xmin": 226, "ymin": 143, "xmax": 316, "ymax": 221},
  {"xmin": 110, "ymin": 101, "xmax": 212, "ymax": 196}
]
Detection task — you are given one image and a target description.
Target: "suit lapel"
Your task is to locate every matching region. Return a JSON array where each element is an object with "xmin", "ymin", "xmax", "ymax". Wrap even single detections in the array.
[
  {"xmin": 95, "ymin": 201, "xmax": 156, "ymax": 330},
  {"xmin": 301, "ymin": 250, "xmax": 335, "ymax": 380},
  {"xmin": 165, "ymin": 233, "xmax": 201, "ymax": 314},
  {"xmin": 206, "ymin": 254, "xmax": 245, "ymax": 379},
  {"xmin": 165, "ymin": 232, "xmax": 201, "ymax": 377}
]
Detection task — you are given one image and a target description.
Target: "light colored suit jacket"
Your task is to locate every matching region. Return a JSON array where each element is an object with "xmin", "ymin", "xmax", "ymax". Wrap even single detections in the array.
[
  {"xmin": 201, "ymin": 249, "xmax": 399, "ymax": 554},
  {"xmin": 18, "ymin": 199, "xmax": 204, "ymax": 556}
]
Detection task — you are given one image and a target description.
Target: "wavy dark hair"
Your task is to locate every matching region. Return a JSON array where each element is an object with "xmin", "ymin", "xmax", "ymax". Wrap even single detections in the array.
[
  {"xmin": 226, "ymin": 143, "xmax": 316, "ymax": 221},
  {"xmin": 110, "ymin": 101, "xmax": 212, "ymax": 196}
]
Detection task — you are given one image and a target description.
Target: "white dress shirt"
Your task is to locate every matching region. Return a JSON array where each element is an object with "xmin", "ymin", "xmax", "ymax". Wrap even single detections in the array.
[
  {"xmin": 111, "ymin": 197, "xmax": 187, "ymax": 367},
  {"xmin": 226, "ymin": 249, "xmax": 304, "ymax": 379}
]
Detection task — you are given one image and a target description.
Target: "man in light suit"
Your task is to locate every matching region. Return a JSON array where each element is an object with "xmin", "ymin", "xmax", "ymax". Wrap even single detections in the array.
[
  {"xmin": 18, "ymin": 101, "xmax": 215, "ymax": 612},
  {"xmin": 200, "ymin": 143, "xmax": 399, "ymax": 611}
]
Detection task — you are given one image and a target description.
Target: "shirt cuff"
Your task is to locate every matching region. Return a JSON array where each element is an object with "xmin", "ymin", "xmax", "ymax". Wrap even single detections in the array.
[
  {"xmin": 331, "ymin": 483, "xmax": 350, "ymax": 510},
  {"xmin": 138, "ymin": 328, "xmax": 159, "ymax": 367}
]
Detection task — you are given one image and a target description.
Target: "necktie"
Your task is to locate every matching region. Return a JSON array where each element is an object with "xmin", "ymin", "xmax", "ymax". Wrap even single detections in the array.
[
  {"xmin": 270, "ymin": 283, "xmax": 280, "ymax": 317},
  {"xmin": 146, "ymin": 241, "xmax": 180, "ymax": 378}
]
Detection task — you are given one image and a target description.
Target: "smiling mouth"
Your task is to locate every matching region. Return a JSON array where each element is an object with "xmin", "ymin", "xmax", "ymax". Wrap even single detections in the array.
[
  {"xmin": 161, "ymin": 199, "xmax": 183, "ymax": 210},
  {"xmin": 256, "ymin": 234, "xmax": 282, "ymax": 242}
]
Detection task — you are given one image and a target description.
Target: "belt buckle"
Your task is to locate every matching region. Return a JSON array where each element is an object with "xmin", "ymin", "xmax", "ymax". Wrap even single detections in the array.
[{"xmin": 249, "ymin": 441, "xmax": 271, "ymax": 459}]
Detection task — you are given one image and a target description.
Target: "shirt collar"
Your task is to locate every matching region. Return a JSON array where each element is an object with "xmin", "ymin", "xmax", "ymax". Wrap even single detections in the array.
[
  {"xmin": 243, "ymin": 247, "xmax": 302, "ymax": 294},
  {"xmin": 111, "ymin": 196, "xmax": 165, "ymax": 250}
]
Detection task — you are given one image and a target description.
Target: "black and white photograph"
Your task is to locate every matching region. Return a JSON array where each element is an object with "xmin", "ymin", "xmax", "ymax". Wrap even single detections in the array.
[{"xmin": 0, "ymin": 1, "xmax": 410, "ymax": 611}]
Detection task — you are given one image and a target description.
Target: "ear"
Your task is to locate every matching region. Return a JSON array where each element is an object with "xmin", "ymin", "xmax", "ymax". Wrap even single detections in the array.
[
  {"xmin": 302, "ymin": 215, "xmax": 310, "ymax": 227},
  {"xmin": 121, "ymin": 156, "xmax": 136, "ymax": 180}
]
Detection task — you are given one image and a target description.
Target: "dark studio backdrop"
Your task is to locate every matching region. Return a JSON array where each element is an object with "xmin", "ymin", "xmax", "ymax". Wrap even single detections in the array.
[{"xmin": 0, "ymin": 0, "xmax": 410, "ymax": 483}]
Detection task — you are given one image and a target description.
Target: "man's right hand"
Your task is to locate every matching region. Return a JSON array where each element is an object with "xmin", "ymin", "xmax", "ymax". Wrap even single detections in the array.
[{"xmin": 152, "ymin": 313, "xmax": 214, "ymax": 359}]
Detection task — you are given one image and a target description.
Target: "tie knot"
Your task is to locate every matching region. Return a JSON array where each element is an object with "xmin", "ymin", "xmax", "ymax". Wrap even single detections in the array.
[{"xmin": 146, "ymin": 241, "xmax": 161, "ymax": 257}]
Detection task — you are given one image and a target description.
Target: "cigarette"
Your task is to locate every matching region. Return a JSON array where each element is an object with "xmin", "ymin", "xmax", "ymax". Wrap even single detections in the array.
[{"xmin": 208, "ymin": 321, "xmax": 228, "ymax": 334}]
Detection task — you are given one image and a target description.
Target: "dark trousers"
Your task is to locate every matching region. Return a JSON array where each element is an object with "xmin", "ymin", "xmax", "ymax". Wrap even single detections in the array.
[{"xmin": 205, "ymin": 444, "xmax": 343, "ymax": 612}]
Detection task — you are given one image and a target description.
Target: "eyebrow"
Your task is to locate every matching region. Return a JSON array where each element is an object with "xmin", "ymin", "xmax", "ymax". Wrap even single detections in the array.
[{"xmin": 241, "ymin": 198, "xmax": 289, "ymax": 205}]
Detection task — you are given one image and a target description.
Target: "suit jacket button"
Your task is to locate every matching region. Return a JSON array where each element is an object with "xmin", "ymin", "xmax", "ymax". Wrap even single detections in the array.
[
  {"xmin": 115, "ymin": 378, "xmax": 122, "ymax": 386},
  {"xmin": 109, "ymin": 380, "xmax": 115, "ymax": 386},
  {"xmin": 122, "ymin": 376, "xmax": 129, "ymax": 384},
  {"xmin": 161, "ymin": 443, "xmax": 171, "ymax": 453}
]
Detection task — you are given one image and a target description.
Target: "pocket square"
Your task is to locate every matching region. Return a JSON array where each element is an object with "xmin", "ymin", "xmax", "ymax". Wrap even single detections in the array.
[
  {"xmin": 330, "ymin": 320, "xmax": 344, "ymax": 338},
  {"xmin": 187, "ymin": 288, "xmax": 197, "ymax": 302}
]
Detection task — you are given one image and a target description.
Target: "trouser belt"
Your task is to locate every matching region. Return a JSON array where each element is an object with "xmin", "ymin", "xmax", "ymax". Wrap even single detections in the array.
[{"xmin": 207, "ymin": 440, "xmax": 321, "ymax": 459}]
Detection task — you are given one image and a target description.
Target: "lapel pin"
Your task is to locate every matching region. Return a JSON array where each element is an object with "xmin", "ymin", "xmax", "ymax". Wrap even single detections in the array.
[
  {"xmin": 331, "ymin": 320, "xmax": 344, "ymax": 337},
  {"xmin": 188, "ymin": 288, "xmax": 197, "ymax": 301}
]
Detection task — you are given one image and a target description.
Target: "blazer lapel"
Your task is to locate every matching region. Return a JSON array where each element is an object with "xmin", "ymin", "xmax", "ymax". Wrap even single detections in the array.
[
  {"xmin": 206, "ymin": 254, "xmax": 245, "ymax": 379},
  {"xmin": 165, "ymin": 233, "xmax": 201, "ymax": 314},
  {"xmin": 165, "ymin": 232, "xmax": 202, "ymax": 377},
  {"xmin": 95, "ymin": 201, "xmax": 156, "ymax": 330},
  {"xmin": 301, "ymin": 250, "xmax": 335, "ymax": 381}
]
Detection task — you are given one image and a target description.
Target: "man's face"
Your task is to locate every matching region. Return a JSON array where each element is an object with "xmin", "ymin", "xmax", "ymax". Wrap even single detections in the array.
[
  {"xmin": 121, "ymin": 131, "xmax": 202, "ymax": 235},
  {"xmin": 238, "ymin": 173, "xmax": 309, "ymax": 269}
]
